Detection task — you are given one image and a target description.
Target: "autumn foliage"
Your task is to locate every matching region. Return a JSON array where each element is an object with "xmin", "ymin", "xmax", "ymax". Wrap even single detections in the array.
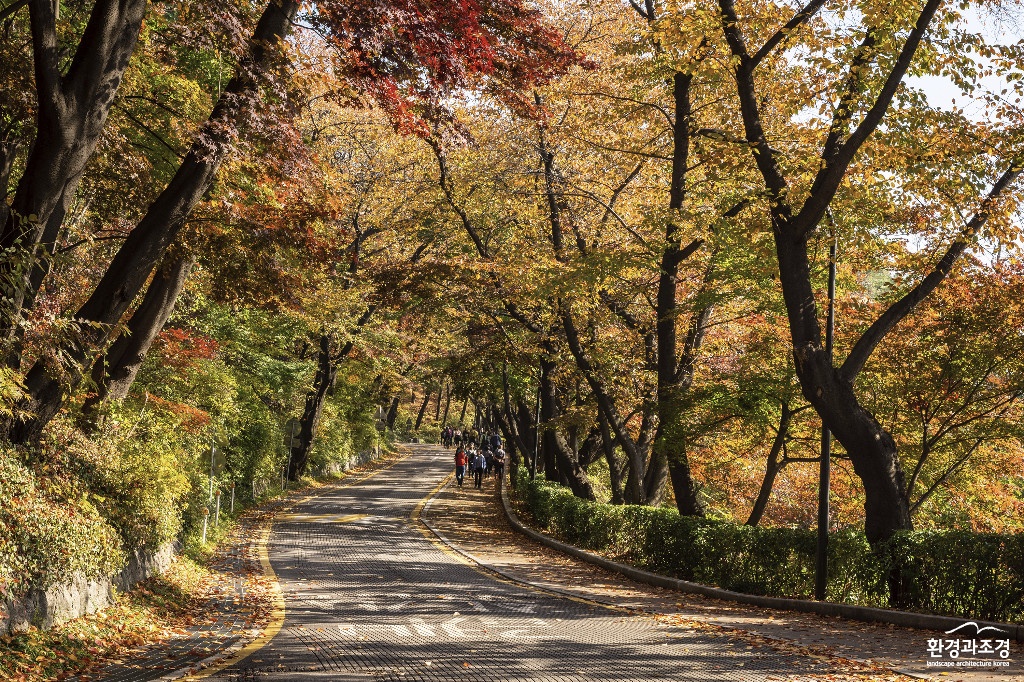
[{"xmin": 0, "ymin": 0, "xmax": 1022, "ymax": 646}]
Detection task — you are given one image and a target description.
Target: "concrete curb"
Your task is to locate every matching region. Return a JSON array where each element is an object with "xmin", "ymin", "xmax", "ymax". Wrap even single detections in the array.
[{"xmin": 499, "ymin": 478, "xmax": 1024, "ymax": 643}]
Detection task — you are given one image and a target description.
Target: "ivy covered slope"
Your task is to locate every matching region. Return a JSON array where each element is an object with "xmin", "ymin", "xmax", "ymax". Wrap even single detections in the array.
[{"xmin": 0, "ymin": 296, "xmax": 388, "ymax": 603}]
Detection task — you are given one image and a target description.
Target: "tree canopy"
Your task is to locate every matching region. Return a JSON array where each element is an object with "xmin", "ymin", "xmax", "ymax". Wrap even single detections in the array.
[{"xmin": 1, "ymin": 0, "xmax": 1023, "ymax": 608}]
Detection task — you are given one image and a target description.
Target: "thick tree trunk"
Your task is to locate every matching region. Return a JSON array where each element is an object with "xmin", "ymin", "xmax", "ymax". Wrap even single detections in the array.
[
  {"xmin": 746, "ymin": 402, "xmax": 793, "ymax": 526},
  {"xmin": 6, "ymin": 0, "xmax": 300, "ymax": 444},
  {"xmin": 776, "ymin": 233, "xmax": 912, "ymax": 545},
  {"xmin": 385, "ymin": 395, "xmax": 400, "ymax": 430},
  {"xmin": 85, "ymin": 253, "xmax": 195, "ymax": 411},
  {"xmin": 0, "ymin": 0, "xmax": 149, "ymax": 349},
  {"xmin": 577, "ymin": 426, "xmax": 602, "ymax": 469},
  {"xmin": 289, "ymin": 333, "xmax": 336, "ymax": 480}
]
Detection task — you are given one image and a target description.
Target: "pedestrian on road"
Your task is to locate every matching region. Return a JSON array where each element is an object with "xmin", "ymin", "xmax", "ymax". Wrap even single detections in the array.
[
  {"xmin": 473, "ymin": 450, "xmax": 486, "ymax": 488},
  {"xmin": 454, "ymin": 447, "xmax": 468, "ymax": 487},
  {"xmin": 489, "ymin": 431, "xmax": 501, "ymax": 451},
  {"xmin": 493, "ymin": 447, "xmax": 506, "ymax": 480},
  {"xmin": 484, "ymin": 448, "xmax": 494, "ymax": 477}
]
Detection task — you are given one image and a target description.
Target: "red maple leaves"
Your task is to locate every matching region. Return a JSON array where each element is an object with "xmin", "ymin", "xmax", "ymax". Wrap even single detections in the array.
[{"xmin": 311, "ymin": 0, "xmax": 585, "ymax": 133}]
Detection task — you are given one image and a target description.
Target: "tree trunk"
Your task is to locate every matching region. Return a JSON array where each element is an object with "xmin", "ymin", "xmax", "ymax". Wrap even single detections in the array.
[
  {"xmin": 414, "ymin": 391, "xmax": 431, "ymax": 430},
  {"xmin": 558, "ymin": 305, "xmax": 649, "ymax": 503},
  {"xmin": 653, "ymin": 71, "xmax": 707, "ymax": 518},
  {"xmin": 776, "ymin": 233, "xmax": 912, "ymax": 545},
  {"xmin": 386, "ymin": 395, "xmax": 400, "ymax": 430},
  {"xmin": 496, "ymin": 410, "xmax": 520, "ymax": 485},
  {"xmin": 538, "ymin": 355, "xmax": 593, "ymax": 498},
  {"xmin": 0, "ymin": 0, "xmax": 149, "ymax": 350},
  {"xmin": 746, "ymin": 402, "xmax": 793, "ymax": 526},
  {"xmin": 638, "ymin": 405, "xmax": 666, "ymax": 503},
  {"xmin": 514, "ymin": 399, "xmax": 538, "ymax": 478},
  {"xmin": 577, "ymin": 426, "xmax": 602, "ymax": 468},
  {"xmin": 458, "ymin": 395, "xmax": 468, "ymax": 425},
  {"xmin": 6, "ymin": 0, "xmax": 300, "ymax": 444},
  {"xmin": 598, "ymin": 410, "xmax": 626, "ymax": 505},
  {"xmin": 440, "ymin": 385, "xmax": 451, "ymax": 425},
  {"xmin": 434, "ymin": 386, "xmax": 442, "ymax": 421},
  {"xmin": 0, "ymin": 138, "xmax": 20, "ymax": 231},
  {"xmin": 289, "ymin": 333, "xmax": 336, "ymax": 480},
  {"xmin": 538, "ymin": 357, "xmax": 559, "ymax": 479},
  {"xmin": 85, "ymin": 252, "xmax": 195, "ymax": 411}
]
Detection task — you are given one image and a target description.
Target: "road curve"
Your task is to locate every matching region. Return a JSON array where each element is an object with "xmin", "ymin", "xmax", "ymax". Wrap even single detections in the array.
[{"xmin": 203, "ymin": 444, "xmax": 828, "ymax": 681}]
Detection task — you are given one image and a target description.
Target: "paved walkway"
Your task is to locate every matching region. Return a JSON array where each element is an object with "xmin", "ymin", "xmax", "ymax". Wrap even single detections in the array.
[
  {"xmin": 94, "ymin": 444, "xmax": 1018, "ymax": 681},
  {"xmin": 192, "ymin": 444, "xmax": 917, "ymax": 681}
]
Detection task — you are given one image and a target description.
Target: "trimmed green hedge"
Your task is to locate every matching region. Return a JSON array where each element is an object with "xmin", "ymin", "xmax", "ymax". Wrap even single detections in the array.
[{"xmin": 519, "ymin": 477, "xmax": 1024, "ymax": 622}]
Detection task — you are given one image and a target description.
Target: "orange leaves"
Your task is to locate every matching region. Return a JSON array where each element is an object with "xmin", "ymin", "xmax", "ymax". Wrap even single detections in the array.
[{"xmin": 152, "ymin": 328, "xmax": 220, "ymax": 369}]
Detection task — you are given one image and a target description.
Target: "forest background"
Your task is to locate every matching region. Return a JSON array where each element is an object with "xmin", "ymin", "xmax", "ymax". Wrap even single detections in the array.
[{"xmin": 1, "ymin": 0, "xmax": 1022, "ymax": 622}]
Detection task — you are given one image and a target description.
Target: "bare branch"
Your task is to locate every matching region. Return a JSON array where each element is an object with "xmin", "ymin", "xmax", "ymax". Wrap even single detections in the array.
[{"xmin": 575, "ymin": 91, "xmax": 673, "ymax": 128}]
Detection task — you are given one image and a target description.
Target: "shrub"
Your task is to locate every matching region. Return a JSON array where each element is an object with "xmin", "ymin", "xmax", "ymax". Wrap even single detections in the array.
[
  {"xmin": 881, "ymin": 531, "xmax": 1024, "ymax": 621},
  {"xmin": 517, "ymin": 478, "xmax": 1023, "ymax": 621},
  {"xmin": 0, "ymin": 448, "xmax": 124, "ymax": 598}
]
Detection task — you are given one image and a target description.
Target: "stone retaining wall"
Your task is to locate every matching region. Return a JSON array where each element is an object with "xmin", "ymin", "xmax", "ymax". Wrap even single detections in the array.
[{"xmin": 0, "ymin": 542, "xmax": 175, "ymax": 634}]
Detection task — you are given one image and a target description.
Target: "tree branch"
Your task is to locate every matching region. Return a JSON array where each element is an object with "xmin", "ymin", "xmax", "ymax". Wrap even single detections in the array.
[
  {"xmin": 840, "ymin": 162, "xmax": 1023, "ymax": 381},
  {"xmin": 909, "ymin": 438, "xmax": 983, "ymax": 514},
  {"xmin": 717, "ymin": 0, "xmax": 794, "ymax": 227},
  {"xmin": 427, "ymin": 137, "xmax": 490, "ymax": 259},
  {"xmin": 794, "ymin": 0, "xmax": 943, "ymax": 236},
  {"xmin": 0, "ymin": 0, "xmax": 27, "ymax": 22},
  {"xmin": 750, "ymin": 0, "xmax": 827, "ymax": 68}
]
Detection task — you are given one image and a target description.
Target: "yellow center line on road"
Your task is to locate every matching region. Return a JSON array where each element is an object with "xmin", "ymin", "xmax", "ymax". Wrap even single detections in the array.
[
  {"xmin": 281, "ymin": 512, "xmax": 370, "ymax": 523},
  {"xmin": 408, "ymin": 457, "xmax": 628, "ymax": 615}
]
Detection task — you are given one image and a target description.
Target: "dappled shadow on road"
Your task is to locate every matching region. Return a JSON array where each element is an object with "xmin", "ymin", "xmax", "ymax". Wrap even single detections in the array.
[{"xmin": 215, "ymin": 445, "xmax": 872, "ymax": 681}]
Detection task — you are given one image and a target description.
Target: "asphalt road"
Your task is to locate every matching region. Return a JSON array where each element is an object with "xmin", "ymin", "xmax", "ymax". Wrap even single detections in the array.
[{"xmin": 207, "ymin": 444, "xmax": 837, "ymax": 681}]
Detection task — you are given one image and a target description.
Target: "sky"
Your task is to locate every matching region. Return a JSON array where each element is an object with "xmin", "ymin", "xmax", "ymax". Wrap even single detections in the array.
[{"xmin": 909, "ymin": 4, "xmax": 1024, "ymax": 115}]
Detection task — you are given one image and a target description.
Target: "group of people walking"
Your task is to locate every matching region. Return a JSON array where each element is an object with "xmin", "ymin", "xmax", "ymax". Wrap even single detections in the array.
[{"xmin": 444, "ymin": 425, "xmax": 505, "ymax": 489}]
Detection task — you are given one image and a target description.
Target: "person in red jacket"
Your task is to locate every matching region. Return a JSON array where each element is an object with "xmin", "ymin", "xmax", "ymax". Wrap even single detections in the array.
[{"xmin": 454, "ymin": 446, "xmax": 468, "ymax": 487}]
